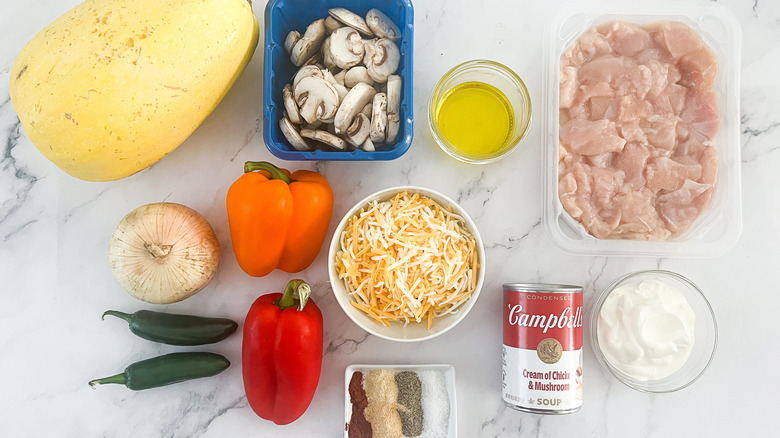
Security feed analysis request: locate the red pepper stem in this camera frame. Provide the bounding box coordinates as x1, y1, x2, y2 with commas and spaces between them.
244, 161, 292, 184
277, 279, 311, 311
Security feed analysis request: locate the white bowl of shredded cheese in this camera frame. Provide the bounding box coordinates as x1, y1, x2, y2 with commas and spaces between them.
329, 186, 485, 342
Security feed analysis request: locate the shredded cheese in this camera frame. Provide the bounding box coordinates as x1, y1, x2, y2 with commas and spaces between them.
336, 192, 480, 329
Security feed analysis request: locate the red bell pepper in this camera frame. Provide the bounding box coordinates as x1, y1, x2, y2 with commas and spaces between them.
242, 279, 323, 425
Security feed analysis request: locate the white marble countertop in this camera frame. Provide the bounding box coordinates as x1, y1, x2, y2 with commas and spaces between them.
2, 0, 779, 436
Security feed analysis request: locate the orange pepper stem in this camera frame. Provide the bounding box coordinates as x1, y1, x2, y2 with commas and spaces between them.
244, 161, 293, 184
275, 279, 311, 311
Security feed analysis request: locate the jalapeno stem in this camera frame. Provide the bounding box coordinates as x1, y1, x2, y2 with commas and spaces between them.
244, 161, 292, 184
102, 310, 132, 322
88, 373, 127, 389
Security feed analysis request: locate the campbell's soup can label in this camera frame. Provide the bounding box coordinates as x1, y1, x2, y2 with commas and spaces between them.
502, 283, 583, 414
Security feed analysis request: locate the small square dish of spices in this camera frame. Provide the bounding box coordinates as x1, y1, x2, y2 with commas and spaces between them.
345, 364, 457, 438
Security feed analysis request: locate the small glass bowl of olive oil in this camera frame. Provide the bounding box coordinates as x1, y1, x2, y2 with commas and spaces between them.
429, 60, 531, 164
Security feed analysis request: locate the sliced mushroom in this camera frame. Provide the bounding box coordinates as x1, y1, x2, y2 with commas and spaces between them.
282, 84, 302, 125
370, 93, 387, 143
333, 69, 347, 86
328, 27, 365, 70
321, 37, 339, 71
284, 30, 302, 54
294, 76, 340, 124
361, 102, 372, 118
385, 75, 402, 143
365, 9, 401, 41
323, 69, 348, 101
302, 52, 322, 67
345, 113, 371, 146
328, 8, 374, 37
290, 19, 326, 67
364, 38, 400, 83
300, 128, 347, 150
344, 66, 374, 88
334, 82, 376, 134
292, 65, 324, 90
362, 138, 376, 152
280, 117, 312, 151
324, 16, 342, 34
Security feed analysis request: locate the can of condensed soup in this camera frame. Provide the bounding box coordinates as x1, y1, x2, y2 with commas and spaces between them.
502, 283, 583, 414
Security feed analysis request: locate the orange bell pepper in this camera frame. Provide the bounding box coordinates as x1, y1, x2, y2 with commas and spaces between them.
226, 161, 333, 277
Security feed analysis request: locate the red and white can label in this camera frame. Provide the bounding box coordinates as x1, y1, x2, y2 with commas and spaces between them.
502, 288, 583, 412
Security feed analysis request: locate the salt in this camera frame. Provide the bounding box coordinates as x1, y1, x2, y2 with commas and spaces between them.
417, 370, 450, 438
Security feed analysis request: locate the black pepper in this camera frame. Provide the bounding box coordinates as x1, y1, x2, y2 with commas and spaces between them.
395, 371, 423, 437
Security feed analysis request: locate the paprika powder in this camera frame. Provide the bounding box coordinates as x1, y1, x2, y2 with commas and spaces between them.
226, 161, 333, 277
242, 279, 323, 425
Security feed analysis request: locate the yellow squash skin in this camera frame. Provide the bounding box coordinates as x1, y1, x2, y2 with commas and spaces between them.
9, 0, 259, 181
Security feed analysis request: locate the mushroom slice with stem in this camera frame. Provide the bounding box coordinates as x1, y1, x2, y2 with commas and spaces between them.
344, 66, 374, 88
365, 9, 402, 41
290, 19, 326, 66
284, 30, 302, 54
283, 84, 302, 125
280, 117, 312, 151
346, 113, 371, 146
385, 75, 402, 143
323, 69, 348, 101
300, 128, 347, 150
324, 16, 342, 34
334, 82, 376, 134
364, 38, 400, 83
328, 8, 374, 37
321, 37, 339, 71
370, 92, 387, 143
292, 65, 324, 90
328, 27, 365, 70
294, 76, 340, 124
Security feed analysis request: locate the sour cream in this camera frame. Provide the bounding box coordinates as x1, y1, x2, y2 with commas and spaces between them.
597, 279, 696, 381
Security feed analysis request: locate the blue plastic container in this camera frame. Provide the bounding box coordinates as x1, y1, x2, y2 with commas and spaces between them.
263, 0, 414, 161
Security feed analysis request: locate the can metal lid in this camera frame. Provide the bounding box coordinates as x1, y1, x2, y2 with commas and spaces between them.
502, 283, 583, 293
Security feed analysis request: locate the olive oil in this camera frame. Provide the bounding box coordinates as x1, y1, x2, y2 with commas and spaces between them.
434, 81, 514, 157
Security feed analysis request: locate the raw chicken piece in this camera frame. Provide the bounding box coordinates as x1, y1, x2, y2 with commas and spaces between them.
560, 66, 578, 109
558, 20, 721, 240
645, 156, 702, 192
614, 143, 651, 189
681, 90, 720, 140
613, 189, 670, 239
617, 95, 652, 122
644, 114, 679, 151
579, 55, 637, 86
679, 48, 718, 90
620, 121, 647, 144
650, 21, 705, 60
699, 146, 718, 185
657, 180, 713, 232
599, 21, 652, 57
560, 119, 626, 155
561, 29, 613, 68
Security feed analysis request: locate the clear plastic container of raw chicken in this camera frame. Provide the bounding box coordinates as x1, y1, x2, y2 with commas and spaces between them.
542, 2, 742, 257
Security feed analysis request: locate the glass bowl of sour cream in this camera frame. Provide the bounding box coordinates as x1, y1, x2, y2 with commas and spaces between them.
590, 270, 718, 393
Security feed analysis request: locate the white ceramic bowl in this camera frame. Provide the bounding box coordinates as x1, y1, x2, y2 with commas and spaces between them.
328, 186, 485, 342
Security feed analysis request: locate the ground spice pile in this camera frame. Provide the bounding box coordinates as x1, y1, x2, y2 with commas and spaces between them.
347, 368, 451, 438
